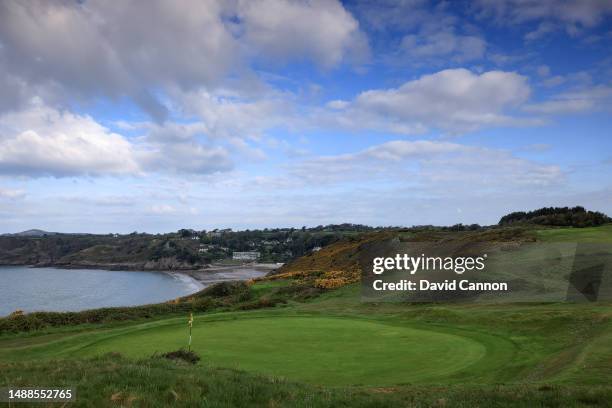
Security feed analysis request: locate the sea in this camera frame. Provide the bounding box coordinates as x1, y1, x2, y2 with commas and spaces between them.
0, 266, 262, 316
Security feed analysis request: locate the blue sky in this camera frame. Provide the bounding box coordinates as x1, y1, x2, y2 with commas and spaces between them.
0, 0, 611, 233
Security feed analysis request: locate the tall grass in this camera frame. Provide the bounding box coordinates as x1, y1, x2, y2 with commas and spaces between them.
2, 354, 611, 407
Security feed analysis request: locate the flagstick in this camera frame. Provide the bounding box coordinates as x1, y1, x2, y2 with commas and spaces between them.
188, 312, 193, 352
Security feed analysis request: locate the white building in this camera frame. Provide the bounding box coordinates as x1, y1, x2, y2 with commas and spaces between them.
232, 251, 260, 261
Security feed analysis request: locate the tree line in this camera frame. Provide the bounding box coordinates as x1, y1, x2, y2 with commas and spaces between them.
499, 206, 611, 228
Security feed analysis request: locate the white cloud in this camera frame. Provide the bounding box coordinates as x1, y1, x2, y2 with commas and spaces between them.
59, 195, 135, 207
524, 85, 612, 114
148, 204, 177, 215
524, 21, 558, 41
538, 70, 592, 89
0, 0, 367, 120
137, 142, 233, 175
176, 88, 299, 140
288, 140, 464, 184
234, 0, 369, 68
518, 143, 552, 152
286, 140, 563, 188
542, 76, 566, 88
0, 100, 237, 177
121, 120, 237, 175
351, 0, 431, 31
523, 99, 592, 114
326, 100, 350, 109
488, 52, 532, 67
0, 188, 26, 200
475, 0, 612, 33
400, 31, 486, 62
537, 65, 551, 77
324, 69, 533, 134
0, 0, 236, 121
0, 100, 140, 177
352, 1, 486, 65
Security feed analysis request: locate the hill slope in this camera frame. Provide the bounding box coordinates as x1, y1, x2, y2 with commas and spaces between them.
266, 227, 538, 288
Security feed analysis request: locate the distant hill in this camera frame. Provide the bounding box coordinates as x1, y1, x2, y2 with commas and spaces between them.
0, 225, 378, 270
0, 232, 204, 270
3, 229, 58, 237
499, 206, 611, 228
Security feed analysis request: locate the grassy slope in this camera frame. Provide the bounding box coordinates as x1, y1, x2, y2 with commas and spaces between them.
1, 295, 611, 406
266, 233, 375, 288
1, 225, 612, 406
537, 224, 612, 243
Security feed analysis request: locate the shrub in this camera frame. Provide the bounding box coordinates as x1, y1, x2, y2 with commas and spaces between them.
161, 349, 200, 364
192, 281, 250, 298
237, 296, 281, 310
0, 281, 259, 334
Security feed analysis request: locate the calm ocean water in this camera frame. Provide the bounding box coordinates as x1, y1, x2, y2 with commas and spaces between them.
0, 266, 209, 316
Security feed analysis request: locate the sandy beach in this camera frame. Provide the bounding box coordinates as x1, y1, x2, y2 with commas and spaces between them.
186, 263, 282, 286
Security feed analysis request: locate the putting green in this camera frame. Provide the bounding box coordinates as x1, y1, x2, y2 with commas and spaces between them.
74, 316, 490, 385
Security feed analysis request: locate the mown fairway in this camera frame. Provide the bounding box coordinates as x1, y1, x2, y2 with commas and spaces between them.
537, 224, 612, 243
0, 313, 518, 386
70, 316, 495, 386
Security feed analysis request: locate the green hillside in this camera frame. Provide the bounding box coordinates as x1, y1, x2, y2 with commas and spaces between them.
537, 224, 612, 243
1, 225, 612, 406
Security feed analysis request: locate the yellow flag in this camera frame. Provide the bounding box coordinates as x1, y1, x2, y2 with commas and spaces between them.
188, 312, 193, 328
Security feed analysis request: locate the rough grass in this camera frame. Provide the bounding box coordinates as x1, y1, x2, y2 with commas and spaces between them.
2, 226, 612, 406
1, 354, 611, 407
162, 349, 201, 365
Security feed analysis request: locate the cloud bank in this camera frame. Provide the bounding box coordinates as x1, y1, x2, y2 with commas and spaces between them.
325, 69, 533, 134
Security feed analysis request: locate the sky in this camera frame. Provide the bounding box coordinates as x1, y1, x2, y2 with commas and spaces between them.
0, 0, 611, 233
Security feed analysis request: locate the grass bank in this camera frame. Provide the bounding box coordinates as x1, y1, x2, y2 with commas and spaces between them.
1, 225, 611, 406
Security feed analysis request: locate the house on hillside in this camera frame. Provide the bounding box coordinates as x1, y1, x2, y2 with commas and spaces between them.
207, 228, 232, 238
232, 251, 260, 261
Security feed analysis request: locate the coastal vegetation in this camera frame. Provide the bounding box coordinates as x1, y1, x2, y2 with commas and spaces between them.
0, 280, 321, 333
1, 211, 611, 406
1, 207, 606, 271
0, 224, 384, 270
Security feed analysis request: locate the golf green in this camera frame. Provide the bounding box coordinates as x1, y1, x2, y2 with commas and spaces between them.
74, 316, 490, 385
